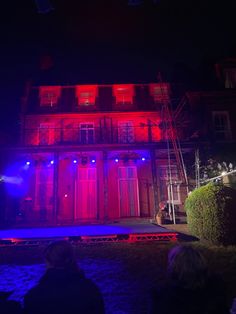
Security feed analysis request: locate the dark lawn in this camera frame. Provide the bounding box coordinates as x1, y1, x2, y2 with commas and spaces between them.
0, 242, 236, 313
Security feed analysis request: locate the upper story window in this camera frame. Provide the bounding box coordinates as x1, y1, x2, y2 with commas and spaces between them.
118, 121, 135, 143
212, 111, 232, 141
38, 123, 55, 145
224, 68, 236, 88
39, 86, 61, 107
149, 83, 170, 104
76, 85, 98, 107
79, 123, 95, 144
113, 84, 134, 104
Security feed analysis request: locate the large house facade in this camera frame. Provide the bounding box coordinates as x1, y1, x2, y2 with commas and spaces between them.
2, 63, 236, 226
1, 82, 189, 225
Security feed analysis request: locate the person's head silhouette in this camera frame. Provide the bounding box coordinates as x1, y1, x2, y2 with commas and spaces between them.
167, 245, 207, 289
44, 240, 78, 271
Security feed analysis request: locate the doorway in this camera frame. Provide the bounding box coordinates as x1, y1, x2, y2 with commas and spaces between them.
75, 167, 97, 219
118, 166, 140, 217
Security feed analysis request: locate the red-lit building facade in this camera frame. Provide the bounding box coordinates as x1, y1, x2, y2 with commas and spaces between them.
2, 82, 190, 225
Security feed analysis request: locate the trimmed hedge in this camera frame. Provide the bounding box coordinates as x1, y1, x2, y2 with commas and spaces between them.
185, 182, 236, 245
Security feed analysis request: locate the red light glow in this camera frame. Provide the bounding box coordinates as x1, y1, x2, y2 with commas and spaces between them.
76, 85, 98, 106
113, 84, 134, 103
39, 86, 61, 106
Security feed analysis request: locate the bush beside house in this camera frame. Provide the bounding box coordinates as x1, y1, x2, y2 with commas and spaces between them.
185, 182, 236, 245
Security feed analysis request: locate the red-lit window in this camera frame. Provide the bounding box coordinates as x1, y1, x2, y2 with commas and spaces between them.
76, 85, 98, 106
149, 83, 170, 103
113, 84, 134, 104
118, 121, 135, 143
79, 123, 95, 144
38, 123, 55, 145
39, 86, 61, 107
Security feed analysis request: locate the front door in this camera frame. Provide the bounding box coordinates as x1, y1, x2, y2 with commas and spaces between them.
35, 165, 53, 221
75, 167, 97, 219
118, 166, 140, 217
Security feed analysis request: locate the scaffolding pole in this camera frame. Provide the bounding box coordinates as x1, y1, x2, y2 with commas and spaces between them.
195, 149, 200, 189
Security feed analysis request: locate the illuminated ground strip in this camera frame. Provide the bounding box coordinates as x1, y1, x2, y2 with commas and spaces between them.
73, 232, 177, 243
0, 223, 178, 245
0, 232, 177, 246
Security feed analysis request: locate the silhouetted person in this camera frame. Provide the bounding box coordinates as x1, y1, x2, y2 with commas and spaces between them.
0, 291, 22, 314
24, 240, 104, 314
149, 245, 229, 314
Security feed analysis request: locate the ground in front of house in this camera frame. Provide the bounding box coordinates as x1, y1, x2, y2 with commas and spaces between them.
0, 235, 236, 313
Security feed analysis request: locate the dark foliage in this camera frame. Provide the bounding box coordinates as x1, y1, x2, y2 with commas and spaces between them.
185, 183, 236, 245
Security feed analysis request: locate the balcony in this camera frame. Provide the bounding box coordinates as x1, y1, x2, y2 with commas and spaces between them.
22, 125, 162, 147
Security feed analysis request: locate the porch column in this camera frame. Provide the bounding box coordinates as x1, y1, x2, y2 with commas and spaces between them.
103, 151, 109, 220
53, 152, 59, 224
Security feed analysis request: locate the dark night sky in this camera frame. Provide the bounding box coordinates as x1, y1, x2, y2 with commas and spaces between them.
0, 0, 235, 131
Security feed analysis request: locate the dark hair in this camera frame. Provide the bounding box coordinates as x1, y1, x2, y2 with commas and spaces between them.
44, 240, 78, 271
167, 245, 208, 290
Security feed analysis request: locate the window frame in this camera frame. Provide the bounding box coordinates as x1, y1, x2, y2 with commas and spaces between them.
113, 84, 134, 104
149, 83, 170, 103
39, 86, 61, 107
38, 123, 55, 145
79, 123, 95, 144
118, 121, 135, 143
212, 111, 232, 141
76, 85, 98, 107
159, 165, 181, 205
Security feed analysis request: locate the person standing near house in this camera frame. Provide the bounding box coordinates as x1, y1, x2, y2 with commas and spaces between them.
24, 240, 104, 314
157, 201, 169, 219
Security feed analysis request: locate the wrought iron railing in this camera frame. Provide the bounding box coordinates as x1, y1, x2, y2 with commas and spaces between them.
22, 125, 163, 146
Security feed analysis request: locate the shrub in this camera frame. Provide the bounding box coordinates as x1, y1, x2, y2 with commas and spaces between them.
185, 182, 236, 245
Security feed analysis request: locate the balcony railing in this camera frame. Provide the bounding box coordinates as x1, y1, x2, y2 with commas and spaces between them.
22, 125, 163, 146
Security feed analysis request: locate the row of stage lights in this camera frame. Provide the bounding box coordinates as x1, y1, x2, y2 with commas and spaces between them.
25, 156, 147, 166
115, 157, 146, 162
25, 158, 96, 166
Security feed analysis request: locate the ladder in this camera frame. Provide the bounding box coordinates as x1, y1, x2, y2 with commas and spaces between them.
162, 101, 188, 186
159, 82, 188, 223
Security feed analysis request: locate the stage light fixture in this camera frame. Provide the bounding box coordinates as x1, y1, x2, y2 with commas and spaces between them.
50, 160, 54, 165
73, 159, 77, 164
141, 157, 146, 161
91, 158, 96, 163
115, 158, 119, 163
26, 161, 30, 165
